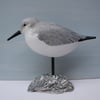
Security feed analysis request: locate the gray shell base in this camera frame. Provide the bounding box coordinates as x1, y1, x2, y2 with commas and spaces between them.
28, 74, 74, 94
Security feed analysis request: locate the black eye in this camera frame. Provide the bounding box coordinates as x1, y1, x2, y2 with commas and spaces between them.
23, 24, 26, 26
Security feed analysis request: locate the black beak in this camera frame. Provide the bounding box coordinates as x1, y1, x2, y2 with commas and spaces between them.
7, 30, 21, 41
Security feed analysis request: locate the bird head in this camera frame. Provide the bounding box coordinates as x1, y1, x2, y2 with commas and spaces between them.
7, 17, 39, 41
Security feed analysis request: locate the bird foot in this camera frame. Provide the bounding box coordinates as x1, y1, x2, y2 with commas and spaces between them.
28, 74, 74, 94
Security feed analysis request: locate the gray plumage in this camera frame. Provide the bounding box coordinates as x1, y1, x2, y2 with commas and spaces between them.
36, 22, 87, 46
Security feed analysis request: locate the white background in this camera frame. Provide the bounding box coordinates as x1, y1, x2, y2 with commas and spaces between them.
0, 79, 100, 100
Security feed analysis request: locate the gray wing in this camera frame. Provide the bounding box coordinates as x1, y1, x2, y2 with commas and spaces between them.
37, 23, 84, 46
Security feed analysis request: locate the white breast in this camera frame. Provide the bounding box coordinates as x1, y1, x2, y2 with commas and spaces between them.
24, 32, 79, 57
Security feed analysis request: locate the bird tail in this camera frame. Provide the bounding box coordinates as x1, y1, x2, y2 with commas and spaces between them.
78, 36, 96, 42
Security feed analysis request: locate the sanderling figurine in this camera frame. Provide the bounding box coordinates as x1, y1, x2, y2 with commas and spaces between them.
7, 17, 96, 94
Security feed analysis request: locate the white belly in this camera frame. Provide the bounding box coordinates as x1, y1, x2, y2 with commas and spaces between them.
25, 34, 79, 57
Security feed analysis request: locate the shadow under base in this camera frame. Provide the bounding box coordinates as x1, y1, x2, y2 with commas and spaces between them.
28, 74, 74, 94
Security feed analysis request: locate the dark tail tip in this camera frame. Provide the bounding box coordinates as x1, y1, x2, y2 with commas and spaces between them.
79, 36, 96, 42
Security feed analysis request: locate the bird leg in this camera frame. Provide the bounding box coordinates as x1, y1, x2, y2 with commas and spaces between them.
51, 57, 55, 75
